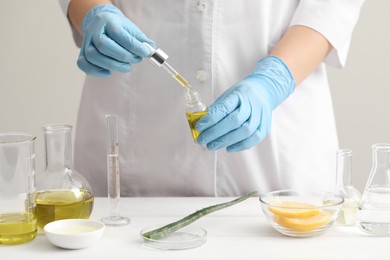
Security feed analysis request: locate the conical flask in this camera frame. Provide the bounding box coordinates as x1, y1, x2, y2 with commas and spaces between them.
335, 149, 361, 226
357, 143, 390, 235
35, 124, 94, 230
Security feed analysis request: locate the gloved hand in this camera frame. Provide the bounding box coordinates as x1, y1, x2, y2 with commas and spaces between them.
196, 56, 295, 152
77, 4, 156, 77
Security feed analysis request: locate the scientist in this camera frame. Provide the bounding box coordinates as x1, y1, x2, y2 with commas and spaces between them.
59, 0, 365, 196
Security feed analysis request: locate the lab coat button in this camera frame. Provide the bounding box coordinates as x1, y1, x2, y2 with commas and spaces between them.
196, 0, 206, 12
196, 70, 207, 82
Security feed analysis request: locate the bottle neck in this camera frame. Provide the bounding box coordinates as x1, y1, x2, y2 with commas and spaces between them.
185, 89, 207, 111
336, 149, 353, 188
43, 125, 73, 170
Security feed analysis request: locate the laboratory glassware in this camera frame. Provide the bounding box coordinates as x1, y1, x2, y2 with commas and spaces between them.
357, 143, 390, 235
101, 115, 130, 226
35, 124, 94, 231
144, 43, 193, 90
144, 43, 209, 142
0, 133, 37, 245
185, 89, 208, 142
335, 149, 361, 226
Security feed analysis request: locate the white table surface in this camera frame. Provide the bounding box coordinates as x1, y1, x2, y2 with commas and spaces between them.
1, 197, 389, 260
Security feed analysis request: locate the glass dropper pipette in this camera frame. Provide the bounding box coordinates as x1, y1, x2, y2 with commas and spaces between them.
143, 43, 193, 90
143, 43, 209, 144
101, 114, 130, 226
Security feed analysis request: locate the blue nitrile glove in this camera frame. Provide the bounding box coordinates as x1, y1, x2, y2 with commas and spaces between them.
77, 4, 156, 77
196, 56, 296, 152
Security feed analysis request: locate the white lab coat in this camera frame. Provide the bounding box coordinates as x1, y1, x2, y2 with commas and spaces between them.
59, 0, 364, 197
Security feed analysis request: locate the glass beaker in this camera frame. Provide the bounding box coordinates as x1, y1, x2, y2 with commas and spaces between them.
357, 143, 390, 235
335, 149, 361, 226
35, 124, 94, 231
0, 133, 37, 245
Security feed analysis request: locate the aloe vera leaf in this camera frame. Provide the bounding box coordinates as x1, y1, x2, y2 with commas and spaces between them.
142, 191, 257, 240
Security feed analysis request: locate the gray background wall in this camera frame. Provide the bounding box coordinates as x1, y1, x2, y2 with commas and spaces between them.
0, 1, 389, 193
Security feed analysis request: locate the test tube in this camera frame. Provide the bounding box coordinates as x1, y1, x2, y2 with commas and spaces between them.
101, 115, 130, 226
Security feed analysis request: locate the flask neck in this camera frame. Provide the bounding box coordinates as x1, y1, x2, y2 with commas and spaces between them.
43, 125, 73, 170
185, 89, 207, 111
371, 143, 390, 172
336, 149, 353, 188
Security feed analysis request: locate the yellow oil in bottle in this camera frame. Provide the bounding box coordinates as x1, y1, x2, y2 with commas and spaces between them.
34, 189, 94, 230
186, 110, 208, 142
174, 74, 192, 90
0, 212, 37, 245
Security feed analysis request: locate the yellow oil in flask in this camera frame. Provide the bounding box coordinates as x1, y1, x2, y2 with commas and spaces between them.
34, 189, 94, 230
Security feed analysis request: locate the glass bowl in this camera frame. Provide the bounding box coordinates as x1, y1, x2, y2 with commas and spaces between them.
259, 190, 344, 237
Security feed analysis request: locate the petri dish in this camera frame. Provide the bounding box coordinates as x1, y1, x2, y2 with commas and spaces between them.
140, 225, 207, 250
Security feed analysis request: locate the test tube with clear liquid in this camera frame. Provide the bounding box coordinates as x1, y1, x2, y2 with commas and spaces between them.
101, 115, 130, 226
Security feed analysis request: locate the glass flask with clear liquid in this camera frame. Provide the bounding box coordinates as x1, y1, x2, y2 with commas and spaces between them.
35, 124, 94, 231
335, 149, 361, 226
357, 143, 390, 235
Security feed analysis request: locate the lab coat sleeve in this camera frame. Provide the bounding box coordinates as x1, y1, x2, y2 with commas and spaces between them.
58, 0, 82, 48
290, 0, 365, 68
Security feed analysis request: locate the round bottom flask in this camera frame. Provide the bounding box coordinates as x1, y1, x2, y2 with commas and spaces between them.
35, 125, 94, 231
335, 149, 361, 226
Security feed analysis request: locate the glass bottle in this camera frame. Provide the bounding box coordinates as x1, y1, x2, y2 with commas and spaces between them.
35, 124, 94, 231
185, 89, 208, 143
144, 43, 209, 142
335, 149, 361, 226
0, 133, 37, 245
357, 143, 390, 235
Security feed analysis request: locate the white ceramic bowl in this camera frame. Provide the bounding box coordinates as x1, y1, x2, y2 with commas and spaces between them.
44, 219, 105, 249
